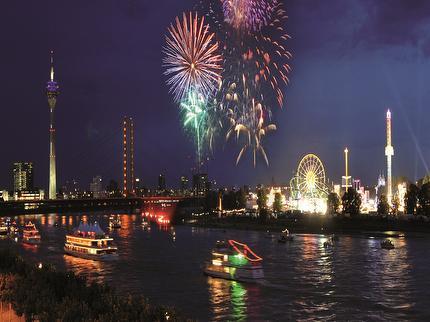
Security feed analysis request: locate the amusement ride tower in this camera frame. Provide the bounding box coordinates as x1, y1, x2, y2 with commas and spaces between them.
385, 109, 394, 203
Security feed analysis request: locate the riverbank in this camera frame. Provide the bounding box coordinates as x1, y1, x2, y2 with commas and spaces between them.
0, 250, 189, 321
188, 214, 430, 236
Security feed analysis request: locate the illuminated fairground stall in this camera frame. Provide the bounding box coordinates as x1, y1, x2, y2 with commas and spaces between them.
289, 154, 329, 214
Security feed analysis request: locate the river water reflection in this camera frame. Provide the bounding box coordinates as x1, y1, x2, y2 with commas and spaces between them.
1, 212, 429, 321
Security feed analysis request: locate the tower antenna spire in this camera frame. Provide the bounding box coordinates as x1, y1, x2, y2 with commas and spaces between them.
50, 50, 55, 81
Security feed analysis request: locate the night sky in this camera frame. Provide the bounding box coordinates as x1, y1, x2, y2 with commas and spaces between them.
1, 0, 430, 191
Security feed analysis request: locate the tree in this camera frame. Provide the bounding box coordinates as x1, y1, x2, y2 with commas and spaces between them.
342, 188, 361, 215
377, 194, 389, 215
223, 190, 236, 210
236, 189, 247, 209
273, 192, 283, 212
257, 188, 268, 211
405, 183, 419, 215
418, 182, 430, 216
391, 195, 400, 215
204, 190, 218, 211
327, 192, 340, 214
257, 188, 269, 223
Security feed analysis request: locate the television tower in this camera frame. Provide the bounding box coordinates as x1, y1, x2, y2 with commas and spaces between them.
385, 109, 394, 203
46, 51, 59, 200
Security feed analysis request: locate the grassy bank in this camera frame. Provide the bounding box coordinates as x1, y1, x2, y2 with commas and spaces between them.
190, 214, 430, 236
0, 250, 188, 322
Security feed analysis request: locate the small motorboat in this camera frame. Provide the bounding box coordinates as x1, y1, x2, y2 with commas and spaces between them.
204, 240, 264, 282
323, 240, 333, 248
381, 239, 394, 250
330, 234, 339, 242
278, 228, 294, 243
108, 216, 121, 229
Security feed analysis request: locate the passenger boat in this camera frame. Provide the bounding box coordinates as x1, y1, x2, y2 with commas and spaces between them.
203, 240, 264, 282
381, 239, 394, 250
108, 215, 121, 229
141, 218, 149, 227
278, 228, 294, 243
22, 222, 41, 244
0, 220, 7, 236
64, 222, 118, 260
8, 221, 19, 237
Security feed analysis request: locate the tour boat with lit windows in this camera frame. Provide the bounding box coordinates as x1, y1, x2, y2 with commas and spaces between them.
204, 240, 264, 282
22, 222, 41, 244
64, 222, 118, 261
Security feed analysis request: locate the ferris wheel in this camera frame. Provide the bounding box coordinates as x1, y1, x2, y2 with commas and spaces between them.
295, 154, 328, 198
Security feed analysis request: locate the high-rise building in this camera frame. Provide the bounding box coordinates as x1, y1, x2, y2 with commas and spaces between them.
122, 117, 135, 196
158, 174, 166, 191
62, 179, 80, 199
46, 51, 59, 200
180, 175, 188, 192
13, 162, 34, 192
193, 173, 209, 197
90, 176, 104, 199
385, 109, 394, 203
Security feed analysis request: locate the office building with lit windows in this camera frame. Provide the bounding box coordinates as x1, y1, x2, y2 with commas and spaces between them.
13, 162, 34, 192
123, 116, 134, 196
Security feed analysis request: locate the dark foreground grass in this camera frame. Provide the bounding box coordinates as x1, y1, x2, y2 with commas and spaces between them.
0, 250, 190, 322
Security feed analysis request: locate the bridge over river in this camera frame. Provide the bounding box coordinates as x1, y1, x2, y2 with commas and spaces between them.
0, 196, 198, 217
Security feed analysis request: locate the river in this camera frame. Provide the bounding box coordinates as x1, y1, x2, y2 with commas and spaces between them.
1, 211, 429, 321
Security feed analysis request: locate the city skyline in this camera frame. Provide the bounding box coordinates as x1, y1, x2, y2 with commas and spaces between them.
1, 0, 429, 190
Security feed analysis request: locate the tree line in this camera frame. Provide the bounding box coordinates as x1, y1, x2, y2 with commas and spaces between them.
326, 181, 430, 216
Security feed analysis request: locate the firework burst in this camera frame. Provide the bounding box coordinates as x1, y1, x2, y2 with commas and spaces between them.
228, 99, 276, 167
180, 89, 208, 164
163, 12, 223, 102
221, 0, 277, 32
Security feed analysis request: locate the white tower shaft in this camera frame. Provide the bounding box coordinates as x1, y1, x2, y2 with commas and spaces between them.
385, 110, 394, 203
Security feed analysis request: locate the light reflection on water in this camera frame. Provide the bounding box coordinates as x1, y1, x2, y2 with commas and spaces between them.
0, 212, 429, 321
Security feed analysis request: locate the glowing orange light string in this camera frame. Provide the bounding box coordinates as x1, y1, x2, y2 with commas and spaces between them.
228, 240, 262, 262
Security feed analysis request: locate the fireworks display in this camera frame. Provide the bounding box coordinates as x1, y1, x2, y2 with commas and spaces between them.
163, 0, 292, 167
163, 12, 223, 102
